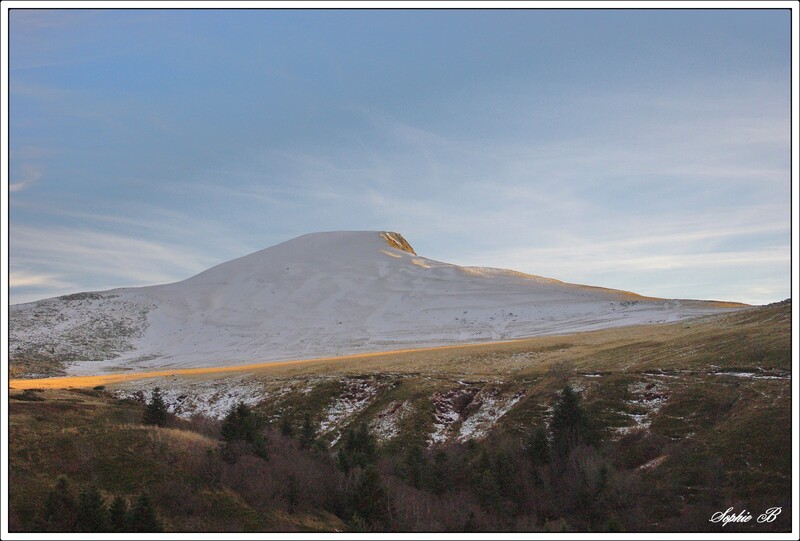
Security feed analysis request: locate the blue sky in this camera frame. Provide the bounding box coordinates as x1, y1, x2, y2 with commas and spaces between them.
8, 8, 791, 305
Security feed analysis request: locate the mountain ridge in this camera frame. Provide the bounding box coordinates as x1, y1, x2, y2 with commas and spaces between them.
9, 230, 747, 377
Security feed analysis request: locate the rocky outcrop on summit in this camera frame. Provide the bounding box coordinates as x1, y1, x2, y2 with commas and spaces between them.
381, 232, 416, 255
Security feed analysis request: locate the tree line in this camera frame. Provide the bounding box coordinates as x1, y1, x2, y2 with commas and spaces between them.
32, 383, 633, 532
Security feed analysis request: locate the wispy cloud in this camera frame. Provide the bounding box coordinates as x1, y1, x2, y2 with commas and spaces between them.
9, 226, 224, 303
10, 164, 42, 192
9, 271, 73, 289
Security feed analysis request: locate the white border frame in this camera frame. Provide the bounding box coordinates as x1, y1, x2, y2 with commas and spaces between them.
1, 2, 797, 540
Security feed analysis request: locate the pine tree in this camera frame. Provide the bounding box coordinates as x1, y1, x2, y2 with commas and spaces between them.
76, 487, 109, 532
42, 476, 77, 532
524, 425, 550, 466
463, 511, 478, 532
127, 493, 163, 532
401, 444, 426, 488
108, 496, 129, 533
143, 387, 168, 427
475, 469, 499, 511
429, 450, 449, 495
349, 465, 390, 531
280, 416, 294, 437
337, 422, 377, 472
221, 402, 262, 442
220, 402, 267, 461
550, 384, 592, 459
299, 412, 315, 449
285, 473, 298, 514
492, 448, 520, 504
473, 450, 499, 510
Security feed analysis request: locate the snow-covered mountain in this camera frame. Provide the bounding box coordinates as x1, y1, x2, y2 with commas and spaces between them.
10, 231, 745, 376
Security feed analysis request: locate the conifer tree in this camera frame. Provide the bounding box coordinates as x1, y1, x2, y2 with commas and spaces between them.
401, 444, 426, 488
127, 493, 162, 532
43, 476, 77, 532
76, 487, 109, 532
349, 465, 390, 531
337, 422, 377, 472
221, 402, 261, 442
280, 416, 294, 437
429, 450, 449, 495
299, 412, 316, 449
143, 387, 168, 427
492, 448, 519, 503
524, 425, 551, 466
463, 511, 478, 532
108, 496, 129, 533
550, 384, 592, 458
221, 402, 268, 461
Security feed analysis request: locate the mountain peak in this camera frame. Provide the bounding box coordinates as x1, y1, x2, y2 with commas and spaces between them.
267, 230, 417, 257
10, 229, 745, 376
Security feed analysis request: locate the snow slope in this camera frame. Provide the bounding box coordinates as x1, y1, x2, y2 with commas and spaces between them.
9, 231, 745, 376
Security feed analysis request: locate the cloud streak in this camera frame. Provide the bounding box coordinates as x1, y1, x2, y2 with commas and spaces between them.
10, 164, 42, 192
9, 271, 73, 289
9, 226, 225, 304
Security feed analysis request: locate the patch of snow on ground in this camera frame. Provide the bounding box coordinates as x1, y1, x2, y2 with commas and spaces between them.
567, 381, 587, 393
456, 389, 525, 442
638, 454, 668, 471
428, 385, 479, 446
369, 401, 411, 442
111, 374, 266, 419
711, 370, 791, 380
318, 378, 380, 436
615, 380, 669, 436
9, 293, 153, 369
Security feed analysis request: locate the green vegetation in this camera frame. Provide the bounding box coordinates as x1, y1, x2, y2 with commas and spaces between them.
337, 423, 378, 473
142, 387, 167, 427
38, 475, 163, 532
550, 384, 594, 458
220, 402, 268, 461
299, 412, 316, 450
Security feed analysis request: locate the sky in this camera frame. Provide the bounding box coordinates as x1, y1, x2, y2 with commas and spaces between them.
7, 8, 792, 305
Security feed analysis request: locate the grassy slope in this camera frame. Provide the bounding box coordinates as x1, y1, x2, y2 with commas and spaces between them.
8, 302, 792, 532
7, 389, 345, 532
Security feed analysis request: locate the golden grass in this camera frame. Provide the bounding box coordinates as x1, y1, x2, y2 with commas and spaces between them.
10, 331, 614, 390
148, 426, 219, 449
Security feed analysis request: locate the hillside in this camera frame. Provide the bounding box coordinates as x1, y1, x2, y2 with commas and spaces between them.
9, 231, 744, 378
8, 301, 791, 532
